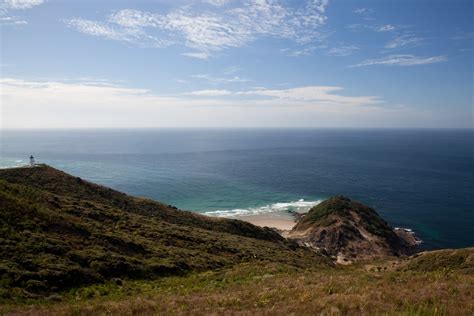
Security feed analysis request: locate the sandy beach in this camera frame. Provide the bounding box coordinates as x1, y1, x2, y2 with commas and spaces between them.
233, 214, 297, 231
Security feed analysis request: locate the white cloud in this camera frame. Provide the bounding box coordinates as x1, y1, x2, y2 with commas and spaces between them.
65, 18, 171, 47
181, 86, 382, 108
240, 86, 382, 107
328, 45, 359, 57
353, 7, 374, 20
186, 89, 232, 96
191, 73, 250, 84
281, 45, 323, 57
2, 78, 404, 129
66, 18, 133, 41
348, 23, 399, 33
181, 52, 210, 59
376, 24, 395, 32
0, 0, 43, 25
346, 23, 366, 32
65, 0, 329, 57
107, 8, 161, 28
203, 0, 230, 6
354, 8, 372, 14
352, 54, 447, 67
0, 15, 26, 24
2, 0, 43, 10
385, 34, 424, 49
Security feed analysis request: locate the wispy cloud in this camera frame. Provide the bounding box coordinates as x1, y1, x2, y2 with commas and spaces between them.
2, 0, 43, 10
191, 73, 250, 84
281, 46, 321, 57
376, 24, 395, 32
346, 23, 366, 32
181, 52, 210, 60
66, 18, 135, 42
0, 15, 26, 25
328, 45, 359, 57
2, 77, 390, 128
239, 86, 382, 107
183, 67, 250, 85
65, 17, 171, 47
186, 89, 233, 96
352, 54, 447, 67
354, 8, 373, 15
4, 77, 458, 128
0, 0, 43, 25
2, 78, 382, 109
65, 0, 329, 57
185, 86, 383, 107
174, 78, 188, 84
385, 34, 424, 49
348, 23, 398, 33
353, 7, 374, 21
203, 0, 230, 6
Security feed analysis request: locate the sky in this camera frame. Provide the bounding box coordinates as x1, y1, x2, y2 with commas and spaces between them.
0, 0, 473, 129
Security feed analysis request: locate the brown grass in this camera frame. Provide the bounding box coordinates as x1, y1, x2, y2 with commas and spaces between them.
2, 262, 473, 315
1, 166, 473, 315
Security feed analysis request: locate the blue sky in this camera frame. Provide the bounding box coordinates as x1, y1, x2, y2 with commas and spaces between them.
1, 0, 473, 128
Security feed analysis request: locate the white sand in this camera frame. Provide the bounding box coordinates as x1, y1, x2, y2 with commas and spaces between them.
234, 214, 296, 230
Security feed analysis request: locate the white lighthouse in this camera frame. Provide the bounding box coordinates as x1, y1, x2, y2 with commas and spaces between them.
29, 155, 35, 166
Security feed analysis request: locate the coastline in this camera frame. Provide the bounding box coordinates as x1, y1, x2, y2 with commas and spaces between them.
233, 214, 423, 246
231, 213, 297, 231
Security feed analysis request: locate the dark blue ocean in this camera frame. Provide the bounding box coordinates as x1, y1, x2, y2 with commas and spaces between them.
1, 129, 473, 250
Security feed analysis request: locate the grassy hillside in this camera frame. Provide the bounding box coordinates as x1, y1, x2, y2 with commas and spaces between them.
2, 250, 473, 315
288, 196, 415, 261
1, 165, 473, 315
293, 196, 395, 238
0, 165, 330, 300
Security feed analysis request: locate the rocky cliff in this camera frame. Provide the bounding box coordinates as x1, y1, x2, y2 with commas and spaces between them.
288, 196, 418, 263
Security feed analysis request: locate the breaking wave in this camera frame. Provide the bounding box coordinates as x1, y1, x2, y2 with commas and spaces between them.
204, 199, 322, 217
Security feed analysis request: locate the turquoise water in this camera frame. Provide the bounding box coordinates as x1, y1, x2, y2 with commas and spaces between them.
1, 128, 473, 249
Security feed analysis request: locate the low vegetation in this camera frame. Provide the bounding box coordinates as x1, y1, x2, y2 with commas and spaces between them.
293, 196, 396, 238
0, 165, 473, 315
2, 257, 473, 315
289, 196, 416, 261
0, 165, 329, 301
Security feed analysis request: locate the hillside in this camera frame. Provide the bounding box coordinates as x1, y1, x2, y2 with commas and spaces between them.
0, 165, 330, 299
287, 196, 418, 263
0, 165, 473, 315
3, 248, 473, 315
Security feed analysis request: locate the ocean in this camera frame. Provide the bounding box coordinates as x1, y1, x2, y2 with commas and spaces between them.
1, 128, 473, 250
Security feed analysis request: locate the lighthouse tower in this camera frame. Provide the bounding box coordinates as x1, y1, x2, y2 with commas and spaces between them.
29, 155, 35, 166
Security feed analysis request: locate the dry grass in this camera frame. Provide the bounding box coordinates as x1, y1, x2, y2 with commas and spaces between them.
2, 262, 473, 315
1, 166, 473, 315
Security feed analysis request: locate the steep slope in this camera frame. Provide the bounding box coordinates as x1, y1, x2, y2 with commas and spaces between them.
0, 165, 283, 241
3, 248, 473, 315
397, 247, 474, 273
288, 196, 416, 262
1, 166, 473, 315
0, 165, 331, 297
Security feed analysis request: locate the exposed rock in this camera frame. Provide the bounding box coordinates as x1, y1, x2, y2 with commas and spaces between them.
287, 196, 418, 262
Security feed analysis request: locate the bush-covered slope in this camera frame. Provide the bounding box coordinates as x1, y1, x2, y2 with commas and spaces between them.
3, 252, 473, 315
0, 165, 330, 298
1, 166, 473, 315
288, 196, 416, 261
398, 247, 474, 273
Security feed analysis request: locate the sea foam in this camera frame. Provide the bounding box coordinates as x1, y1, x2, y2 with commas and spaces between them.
204, 199, 321, 217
